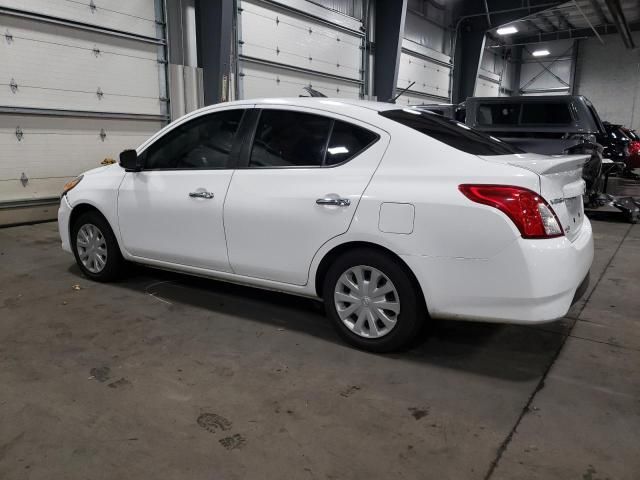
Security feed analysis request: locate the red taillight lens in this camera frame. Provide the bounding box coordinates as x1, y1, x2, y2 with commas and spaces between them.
459, 184, 564, 239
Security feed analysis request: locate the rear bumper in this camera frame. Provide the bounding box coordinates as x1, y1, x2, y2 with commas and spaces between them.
402, 218, 594, 324
58, 195, 72, 254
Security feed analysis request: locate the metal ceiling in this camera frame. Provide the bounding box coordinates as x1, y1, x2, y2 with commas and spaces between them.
490, 0, 640, 47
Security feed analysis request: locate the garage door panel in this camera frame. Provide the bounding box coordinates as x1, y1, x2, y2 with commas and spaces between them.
239, 0, 362, 81
239, 61, 360, 99
0, 88, 162, 115
475, 77, 501, 97
240, 37, 361, 81
2, 14, 159, 60
0, 1, 166, 217
1, 14, 162, 114
397, 51, 450, 99
395, 92, 447, 107
0, 177, 74, 203
0, 0, 159, 38
0, 115, 160, 200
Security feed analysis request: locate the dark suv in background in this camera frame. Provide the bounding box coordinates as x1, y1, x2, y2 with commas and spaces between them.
419, 96, 638, 222
602, 122, 631, 163
464, 96, 606, 201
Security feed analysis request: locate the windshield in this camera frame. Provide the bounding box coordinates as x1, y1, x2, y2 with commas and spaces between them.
380, 108, 522, 156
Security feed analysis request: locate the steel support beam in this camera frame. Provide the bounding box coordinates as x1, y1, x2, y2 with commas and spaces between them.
538, 13, 559, 32
483, 0, 492, 27
373, 0, 407, 102
452, 29, 486, 103
571, 0, 604, 44
195, 0, 234, 105
569, 38, 579, 93
587, 0, 609, 26
527, 19, 545, 35
516, 21, 640, 44
553, 8, 575, 31
510, 45, 523, 94
603, 0, 635, 48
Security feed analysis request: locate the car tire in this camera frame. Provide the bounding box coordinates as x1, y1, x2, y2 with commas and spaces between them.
71, 210, 125, 282
323, 248, 426, 353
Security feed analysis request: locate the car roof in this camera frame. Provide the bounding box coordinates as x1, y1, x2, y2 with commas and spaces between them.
191, 97, 403, 116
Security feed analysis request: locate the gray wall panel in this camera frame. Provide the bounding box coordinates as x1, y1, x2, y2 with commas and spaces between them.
575, 32, 640, 129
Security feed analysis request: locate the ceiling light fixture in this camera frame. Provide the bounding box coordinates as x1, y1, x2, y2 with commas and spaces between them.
496, 26, 518, 35
532, 49, 550, 57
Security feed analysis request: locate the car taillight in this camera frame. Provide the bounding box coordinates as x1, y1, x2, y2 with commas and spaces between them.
459, 184, 564, 239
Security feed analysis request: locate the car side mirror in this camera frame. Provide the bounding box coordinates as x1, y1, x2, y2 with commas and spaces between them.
119, 149, 142, 171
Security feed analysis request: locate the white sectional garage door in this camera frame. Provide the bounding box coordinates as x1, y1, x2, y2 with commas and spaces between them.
396, 39, 451, 106
0, 0, 167, 217
475, 71, 501, 97
237, 0, 364, 99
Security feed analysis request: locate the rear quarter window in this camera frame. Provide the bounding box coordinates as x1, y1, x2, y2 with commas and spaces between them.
380, 109, 521, 156
325, 120, 379, 166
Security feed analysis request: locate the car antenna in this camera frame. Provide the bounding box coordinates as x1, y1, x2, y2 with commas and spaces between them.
303, 86, 327, 97
388, 82, 415, 103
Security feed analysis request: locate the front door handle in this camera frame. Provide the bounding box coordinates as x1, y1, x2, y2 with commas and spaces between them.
316, 197, 351, 207
189, 191, 214, 199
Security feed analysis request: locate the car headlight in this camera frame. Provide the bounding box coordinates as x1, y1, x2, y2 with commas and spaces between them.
61, 175, 83, 197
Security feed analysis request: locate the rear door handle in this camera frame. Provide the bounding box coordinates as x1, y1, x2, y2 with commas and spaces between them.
316, 197, 351, 207
189, 191, 214, 199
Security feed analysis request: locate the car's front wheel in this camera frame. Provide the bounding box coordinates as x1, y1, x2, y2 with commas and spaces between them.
71, 211, 124, 282
323, 248, 425, 353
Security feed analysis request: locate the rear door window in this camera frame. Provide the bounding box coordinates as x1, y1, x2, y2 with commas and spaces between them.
380, 109, 521, 155
248, 110, 378, 168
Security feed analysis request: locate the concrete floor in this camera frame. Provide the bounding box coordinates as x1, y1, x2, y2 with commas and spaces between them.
1, 206, 639, 479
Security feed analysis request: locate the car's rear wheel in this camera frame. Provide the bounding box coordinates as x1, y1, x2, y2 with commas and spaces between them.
71, 211, 124, 282
323, 248, 425, 352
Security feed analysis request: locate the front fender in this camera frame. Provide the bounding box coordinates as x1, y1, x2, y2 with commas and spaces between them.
64, 165, 126, 253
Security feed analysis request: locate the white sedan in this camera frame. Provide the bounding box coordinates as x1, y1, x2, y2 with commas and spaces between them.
58, 98, 594, 352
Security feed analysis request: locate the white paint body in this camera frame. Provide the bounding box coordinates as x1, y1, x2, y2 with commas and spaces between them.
58, 98, 594, 325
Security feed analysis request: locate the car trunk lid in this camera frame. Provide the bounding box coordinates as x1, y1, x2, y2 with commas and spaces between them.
479, 153, 588, 242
